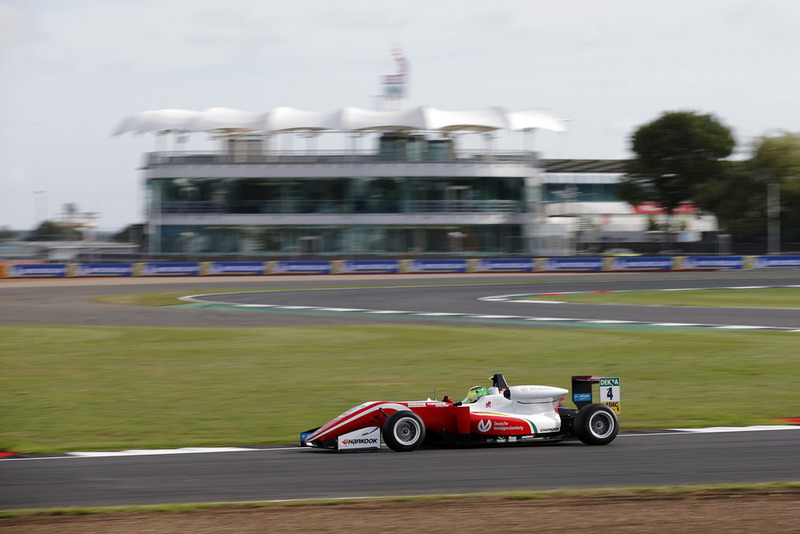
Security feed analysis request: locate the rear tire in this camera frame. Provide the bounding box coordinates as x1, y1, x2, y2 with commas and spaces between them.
575, 404, 619, 445
382, 411, 426, 451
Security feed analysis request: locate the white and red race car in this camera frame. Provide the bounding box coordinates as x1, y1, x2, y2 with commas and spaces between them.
300, 374, 620, 452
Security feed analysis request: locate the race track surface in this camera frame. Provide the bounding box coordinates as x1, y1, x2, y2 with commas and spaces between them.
4, 429, 800, 509
2, 270, 800, 509
2, 270, 800, 329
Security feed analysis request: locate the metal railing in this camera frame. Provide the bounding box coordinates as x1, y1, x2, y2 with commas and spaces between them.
145, 149, 538, 167
155, 199, 520, 215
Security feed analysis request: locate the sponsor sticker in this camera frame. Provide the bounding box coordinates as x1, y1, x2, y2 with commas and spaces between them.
334, 260, 399, 274
750, 255, 800, 269
679, 256, 743, 270
201, 261, 265, 276
6, 264, 67, 277
538, 258, 603, 272
69, 263, 133, 277
470, 259, 534, 273
402, 259, 468, 273
134, 262, 200, 276
268, 261, 332, 275
475, 417, 531, 434
600, 377, 621, 414
337, 427, 381, 450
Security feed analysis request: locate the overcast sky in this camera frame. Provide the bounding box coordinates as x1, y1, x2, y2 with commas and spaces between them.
2, 0, 799, 232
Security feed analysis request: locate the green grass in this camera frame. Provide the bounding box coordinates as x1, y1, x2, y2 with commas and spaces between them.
2, 482, 798, 518
2, 325, 799, 454
521, 287, 800, 307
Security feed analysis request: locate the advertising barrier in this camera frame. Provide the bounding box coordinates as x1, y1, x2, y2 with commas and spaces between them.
469, 258, 534, 273
134, 262, 201, 276
400, 259, 468, 273
604, 257, 674, 271
4, 255, 800, 278
268, 261, 332, 275
200, 261, 266, 276
68, 263, 133, 277
676, 256, 743, 270
537, 257, 603, 272
332, 260, 400, 274
3, 263, 67, 277
748, 255, 800, 269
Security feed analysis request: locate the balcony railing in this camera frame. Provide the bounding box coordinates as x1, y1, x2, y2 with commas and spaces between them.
145, 149, 538, 167
155, 199, 520, 215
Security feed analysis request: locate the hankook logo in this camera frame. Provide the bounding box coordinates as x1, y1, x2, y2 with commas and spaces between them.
343, 438, 379, 445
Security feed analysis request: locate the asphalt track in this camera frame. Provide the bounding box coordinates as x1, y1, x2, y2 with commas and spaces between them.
2, 270, 800, 509
2, 270, 800, 329
183, 273, 800, 331
1, 429, 799, 509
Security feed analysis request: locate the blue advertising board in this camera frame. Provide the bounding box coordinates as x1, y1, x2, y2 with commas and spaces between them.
334, 260, 399, 274
268, 261, 332, 274
470, 259, 534, 273
538, 258, 603, 271
679, 256, 743, 270
607, 257, 673, 271
749, 255, 800, 269
201, 261, 266, 276
5, 263, 67, 277
401, 259, 468, 273
134, 262, 201, 276
70, 263, 133, 277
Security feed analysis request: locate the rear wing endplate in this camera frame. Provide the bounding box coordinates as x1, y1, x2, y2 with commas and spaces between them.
571, 376, 621, 414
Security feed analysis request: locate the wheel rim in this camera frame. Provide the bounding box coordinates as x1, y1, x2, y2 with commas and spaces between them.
394, 418, 421, 445
588, 411, 614, 439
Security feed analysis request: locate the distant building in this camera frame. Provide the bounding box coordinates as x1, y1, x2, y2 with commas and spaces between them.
115, 106, 715, 256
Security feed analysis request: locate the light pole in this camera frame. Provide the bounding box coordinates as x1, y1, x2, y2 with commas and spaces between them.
34, 190, 47, 226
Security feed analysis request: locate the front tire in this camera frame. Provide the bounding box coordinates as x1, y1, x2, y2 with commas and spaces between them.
382, 411, 426, 451
575, 404, 619, 445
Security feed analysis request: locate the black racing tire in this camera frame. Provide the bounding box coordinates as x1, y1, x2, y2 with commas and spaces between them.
574, 404, 619, 445
382, 411, 426, 452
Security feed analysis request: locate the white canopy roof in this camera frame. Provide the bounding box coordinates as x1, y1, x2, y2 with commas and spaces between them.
113, 106, 568, 136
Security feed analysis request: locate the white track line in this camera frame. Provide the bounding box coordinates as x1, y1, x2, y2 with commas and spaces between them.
182, 286, 800, 332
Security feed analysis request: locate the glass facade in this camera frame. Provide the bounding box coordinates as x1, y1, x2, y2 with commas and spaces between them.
145, 133, 541, 255
150, 176, 526, 216
542, 183, 618, 203
156, 224, 526, 255
148, 174, 532, 254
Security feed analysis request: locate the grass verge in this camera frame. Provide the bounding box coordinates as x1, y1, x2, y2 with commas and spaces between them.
1, 325, 799, 453
2, 482, 799, 518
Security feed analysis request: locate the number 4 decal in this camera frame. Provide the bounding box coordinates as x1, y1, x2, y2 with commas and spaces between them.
605, 387, 614, 401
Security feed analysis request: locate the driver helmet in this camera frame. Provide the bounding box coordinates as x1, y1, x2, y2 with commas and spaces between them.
466, 386, 489, 403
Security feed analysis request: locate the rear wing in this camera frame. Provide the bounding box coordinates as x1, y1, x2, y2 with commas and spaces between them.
571, 376, 621, 414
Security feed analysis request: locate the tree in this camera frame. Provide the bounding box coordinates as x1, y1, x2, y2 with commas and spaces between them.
619, 111, 735, 233
25, 221, 83, 241
689, 131, 800, 250
750, 132, 800, 245
0, 226, 14, 242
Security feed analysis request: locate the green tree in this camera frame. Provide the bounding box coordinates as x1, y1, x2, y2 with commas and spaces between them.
619, 111, 736, 232
0, 226, 14, 242
690, 131, 800, 249
750, 132, 800, 244
25, 221, 82, 241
